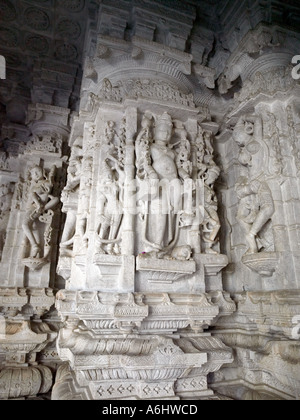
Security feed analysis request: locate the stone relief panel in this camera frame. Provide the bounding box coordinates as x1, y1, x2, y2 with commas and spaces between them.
232, 114, 277, 277
59, 89, 229, 293
21, 164, 59, 267
19, 133, 63, 156
53, 57, 235, 399
95, 121, 125, 257
88, 78, 197, 109
0, 102, 70, 400
60, 137, 83, 257
1, 0, 300, 402
135, 111, 221, 260
0, 104, 70, 290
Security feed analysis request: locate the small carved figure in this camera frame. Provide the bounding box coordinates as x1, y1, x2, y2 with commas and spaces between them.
103, 121, 117, 160
60, 137, 83, 255
202, 166, 221, 254
78, 157, 93, 248
140, 113, 184, 255
232, 114, 262, 168
136, 112, 153, 180
116, 118, 126, 170
171, 245, 192, 261
100, 78, 113, 100
175, 128, 192, 178
0, 183, 14, 260
95, 162, 123, 255
236, 177, 275, 254
22, 165, 59, 258
195, 126, 207, 178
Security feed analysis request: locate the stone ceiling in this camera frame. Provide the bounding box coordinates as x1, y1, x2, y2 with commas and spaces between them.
0, 0, 97, 116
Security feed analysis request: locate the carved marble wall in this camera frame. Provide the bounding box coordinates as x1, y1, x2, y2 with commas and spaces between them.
212, 24, 300, 400
0, 0, 300, 401
53, 36, 236, 398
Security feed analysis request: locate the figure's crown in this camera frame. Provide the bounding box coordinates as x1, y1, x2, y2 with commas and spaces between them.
156, 112, 173, 127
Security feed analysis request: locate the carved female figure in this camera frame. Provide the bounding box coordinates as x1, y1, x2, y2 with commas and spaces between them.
60, 161, 82, 254
135, 112, 153, 180
0, 183, 14, 260
95, 162, 123, 255
204, 131, 214, 156
60, 137, 83, 255
175, 128, 192, 177
78, 157, 93, 249
141, 112, 188, 255
202, 165, 221, 254
236, 177, 275, 254
22, 165, 59, 258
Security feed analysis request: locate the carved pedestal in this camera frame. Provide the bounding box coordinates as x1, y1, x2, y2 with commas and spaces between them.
54, 291, 233, 400
242, 252, 279, 277
137, 255, 197, 284
0, 288, 57, 400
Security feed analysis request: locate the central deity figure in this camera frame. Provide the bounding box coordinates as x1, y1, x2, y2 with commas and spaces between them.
139, 112, 188, 255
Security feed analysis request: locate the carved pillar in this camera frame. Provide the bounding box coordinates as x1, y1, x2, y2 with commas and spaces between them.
223, 66, 300, 290
211, 23, 300, 399
0, 104, 71, 399
53, 36, 235, 401
122, 107, 137, 257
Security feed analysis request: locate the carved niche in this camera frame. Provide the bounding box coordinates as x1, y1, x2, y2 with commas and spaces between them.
232, 114, 278, 277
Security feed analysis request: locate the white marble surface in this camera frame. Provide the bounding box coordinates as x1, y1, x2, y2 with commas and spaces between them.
0, 0, 300, 401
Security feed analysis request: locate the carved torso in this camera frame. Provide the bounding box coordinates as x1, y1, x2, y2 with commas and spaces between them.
28, 180, 52, 210
151, 144, 178, 181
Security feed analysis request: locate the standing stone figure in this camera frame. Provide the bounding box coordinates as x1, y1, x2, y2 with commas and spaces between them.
78, 157, 93, 249
0, 183, 14, 260
175, 127, 193, 178
95, 162, 123, 255
60, 137, 83, 256
135, 111, 153, 180
202, 165, 221, 254
22, 165, 59, 258
195, 126, 207, 179
235, 177, 275, 254
140, 112, 187, 255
